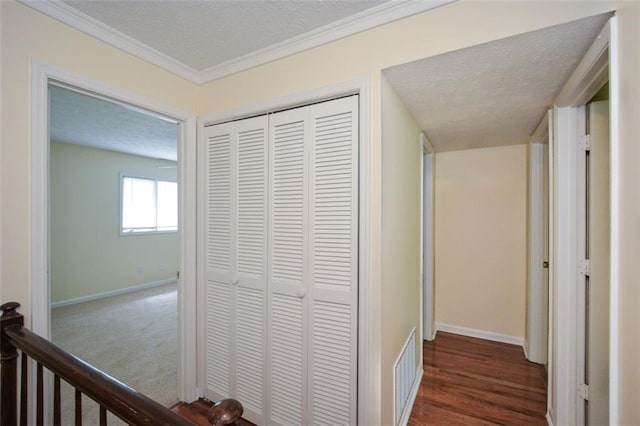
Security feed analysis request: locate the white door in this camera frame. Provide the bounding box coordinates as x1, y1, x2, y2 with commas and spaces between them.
204, 116, 269, 425
204, 96, 358, 426
586, 100, 609, 425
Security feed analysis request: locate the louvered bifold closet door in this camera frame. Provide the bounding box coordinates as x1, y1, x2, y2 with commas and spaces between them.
268, 106, 310, 426
308, 96, 358, 426
204, 116, 268, 426
268, 96, 358, 426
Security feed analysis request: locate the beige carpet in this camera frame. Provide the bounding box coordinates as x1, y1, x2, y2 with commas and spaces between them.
51, 283, 178, 425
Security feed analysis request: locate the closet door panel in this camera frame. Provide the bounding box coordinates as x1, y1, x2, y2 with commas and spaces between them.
205, 117, 269, 424
204, 123, 235, 400
235, 117, 268, 423
309, 96, 358, 426
268, 108, 309, 426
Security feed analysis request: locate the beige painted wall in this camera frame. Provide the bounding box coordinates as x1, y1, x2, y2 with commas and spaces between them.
0, 0, 198, 323
0, 0, 624, 422
380, 77, 421, 426
50, 142, 178, 303
435, 145, 527, 339
613, 1, 640, 423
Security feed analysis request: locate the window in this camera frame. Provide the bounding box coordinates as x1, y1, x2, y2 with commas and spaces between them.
121, 175, 177, 234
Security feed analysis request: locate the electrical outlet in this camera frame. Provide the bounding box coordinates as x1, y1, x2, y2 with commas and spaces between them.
159, 263, 166, 272
136, 265, 144, 275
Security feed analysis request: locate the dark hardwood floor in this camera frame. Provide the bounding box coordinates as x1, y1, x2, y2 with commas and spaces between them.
408, 332, 547, 425
174, 332, 547, 425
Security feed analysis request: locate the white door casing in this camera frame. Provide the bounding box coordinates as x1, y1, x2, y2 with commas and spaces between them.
30, 60, 199, 418
586, 100, 610, 425
421, 133, 435, 342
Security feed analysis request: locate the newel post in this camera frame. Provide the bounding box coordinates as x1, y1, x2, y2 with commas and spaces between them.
207, 398, 244, 426
1, 302, 23, 426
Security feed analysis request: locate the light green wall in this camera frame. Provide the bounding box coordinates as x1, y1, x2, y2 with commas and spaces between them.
380, 77, 422, 426
50, 142, 178, 303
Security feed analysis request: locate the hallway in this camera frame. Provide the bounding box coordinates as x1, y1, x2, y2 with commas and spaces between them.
408, 332, 547, 425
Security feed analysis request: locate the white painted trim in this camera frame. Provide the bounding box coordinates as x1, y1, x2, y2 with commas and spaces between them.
178, 116, 199, 403
575, 105, 587, 426
546, 109, 555, 423
435, 323, 525, 348
19, 0, 452, 85
195, 118, 207, 399
608, 16, 619, 426
419, 137, 424, 347
421, 132, 435, 154
555, 20, 611, 107
546, 411, 554, 426
197, 77, 375, 424
531, 111, 550, 145
550, 106, 580, 426
398, 367, 423, 426
526, 141, 548, 364
50, 278, 177, 309
30, 60, 199, 408
421, 133, 435, 342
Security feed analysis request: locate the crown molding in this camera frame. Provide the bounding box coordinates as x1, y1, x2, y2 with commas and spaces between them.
198, 0, 453, 82
18, 0, 453, 85
18, 0, 202, 83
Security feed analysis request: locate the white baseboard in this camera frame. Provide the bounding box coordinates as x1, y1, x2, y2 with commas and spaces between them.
51, 278, 177, 308
546, 410, 554, 426
435, 323, 525, 348
399, 367, 423, 426
430, 327, 437, 341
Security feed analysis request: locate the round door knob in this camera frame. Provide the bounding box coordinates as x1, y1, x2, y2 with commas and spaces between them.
231, 279, 239, 286
297, 289, 306, 299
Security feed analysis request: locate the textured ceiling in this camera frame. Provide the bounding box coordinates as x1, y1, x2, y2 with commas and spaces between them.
383, 14, 610, 152
50, 85, 178, 161
60, 0, 388, 71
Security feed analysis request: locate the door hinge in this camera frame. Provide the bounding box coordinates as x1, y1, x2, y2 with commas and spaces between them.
578, 383, 590, 401
177, 270, 180, 279
579, 259, 591, 276
580, 134, 591, 151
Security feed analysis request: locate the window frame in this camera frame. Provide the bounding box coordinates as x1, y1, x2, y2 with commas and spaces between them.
119, 173, 178, 236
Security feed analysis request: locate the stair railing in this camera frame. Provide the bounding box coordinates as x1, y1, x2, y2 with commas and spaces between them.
1, 302, 242, 426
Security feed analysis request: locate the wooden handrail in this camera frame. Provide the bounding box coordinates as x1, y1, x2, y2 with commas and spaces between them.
1, 302, 243, 426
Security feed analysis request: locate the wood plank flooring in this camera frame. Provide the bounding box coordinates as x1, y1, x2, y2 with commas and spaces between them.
408, 332, 547, 425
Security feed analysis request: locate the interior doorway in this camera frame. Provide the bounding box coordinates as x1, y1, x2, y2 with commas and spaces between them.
48, 83, 180, 421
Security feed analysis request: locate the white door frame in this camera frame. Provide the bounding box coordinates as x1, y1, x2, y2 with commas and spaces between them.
198, 77, 375, 425
30, 60, 199, 403
420, 133, 436, 341
526, 113, 550, 365
549, 18, 613, 425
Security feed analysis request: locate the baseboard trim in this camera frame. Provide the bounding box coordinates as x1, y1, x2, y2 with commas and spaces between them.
51, 278, 177, 308
435, 323, 525, 348
399, 367, 423, 426
546, 410, 554, 426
